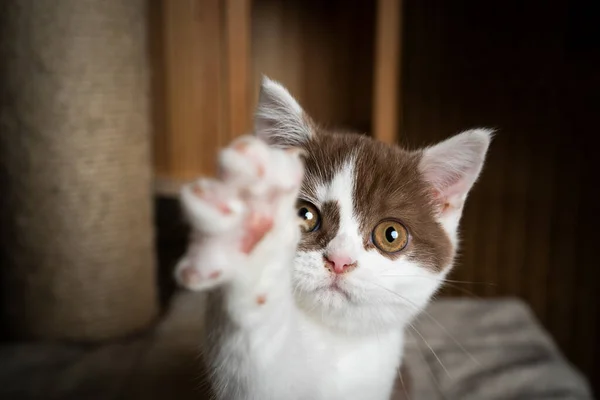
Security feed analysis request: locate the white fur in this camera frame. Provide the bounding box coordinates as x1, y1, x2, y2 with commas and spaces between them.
174, 79, 490, 400
324, 159, 362, 262
254, 76, 312, 148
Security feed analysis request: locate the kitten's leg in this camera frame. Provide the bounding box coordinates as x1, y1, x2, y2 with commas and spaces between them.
174, 135, 304, 324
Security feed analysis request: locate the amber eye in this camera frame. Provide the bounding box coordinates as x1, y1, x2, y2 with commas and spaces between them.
297, 201, 321, 232
372, 220, 409, 253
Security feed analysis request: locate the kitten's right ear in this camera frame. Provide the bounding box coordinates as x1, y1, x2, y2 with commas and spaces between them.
254, 76, 313, 148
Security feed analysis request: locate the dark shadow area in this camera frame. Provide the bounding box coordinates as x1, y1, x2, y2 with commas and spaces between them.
154, 196, 189, 309
401, 0, 599, 393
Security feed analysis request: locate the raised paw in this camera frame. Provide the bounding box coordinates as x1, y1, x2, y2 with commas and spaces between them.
180, 178, 245, 235
175, 135, 304, 292
218, 135, 304, 196
240, 211, 274, 254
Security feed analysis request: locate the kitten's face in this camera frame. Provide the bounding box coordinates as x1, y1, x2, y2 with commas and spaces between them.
255, 78, 490, 333
292, 133, 453, 332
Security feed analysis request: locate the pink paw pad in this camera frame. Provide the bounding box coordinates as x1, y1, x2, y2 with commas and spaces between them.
208, 270, 222, 279
179, 266, 203, 287
240, 212, 274, 254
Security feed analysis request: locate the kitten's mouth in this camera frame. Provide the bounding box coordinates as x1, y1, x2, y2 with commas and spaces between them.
324, 280, 351, 300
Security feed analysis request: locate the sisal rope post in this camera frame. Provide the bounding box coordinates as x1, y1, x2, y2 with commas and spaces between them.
0, 0, 158, 341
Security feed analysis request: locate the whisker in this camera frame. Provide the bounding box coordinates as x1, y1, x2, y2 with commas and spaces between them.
378, 274, 496, 286
397, 365, 411, 400
379, 273, 493, 298
438, 282, 484, 299
365, 279, 480, 366
407, 322, 451, 378
413, 308, 480, 366
407, 328, 446, 398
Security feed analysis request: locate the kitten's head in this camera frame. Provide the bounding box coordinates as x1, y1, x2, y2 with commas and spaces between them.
255, 77, 491, 334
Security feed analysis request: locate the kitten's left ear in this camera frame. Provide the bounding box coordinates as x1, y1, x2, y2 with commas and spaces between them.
419, 129, 493, 214
254, 76, 314, 148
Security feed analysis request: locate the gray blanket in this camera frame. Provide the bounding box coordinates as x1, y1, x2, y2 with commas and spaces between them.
402, 299, 592, 399
0, 294, 593, 399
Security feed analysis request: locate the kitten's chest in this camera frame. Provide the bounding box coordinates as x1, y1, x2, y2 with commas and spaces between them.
300, 322, 404, 399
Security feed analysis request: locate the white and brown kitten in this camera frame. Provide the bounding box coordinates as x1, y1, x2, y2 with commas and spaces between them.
174, 77, 491, 400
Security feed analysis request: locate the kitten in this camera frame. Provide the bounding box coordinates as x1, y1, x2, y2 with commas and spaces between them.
174, 77, 491, 400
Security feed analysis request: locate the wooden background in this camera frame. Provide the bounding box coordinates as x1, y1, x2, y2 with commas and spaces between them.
151, 0, 599, 393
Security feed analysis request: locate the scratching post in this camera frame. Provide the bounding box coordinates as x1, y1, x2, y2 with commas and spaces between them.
0, 0, 158, 341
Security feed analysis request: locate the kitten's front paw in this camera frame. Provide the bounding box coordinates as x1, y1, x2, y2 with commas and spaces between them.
175, 135, 304, 291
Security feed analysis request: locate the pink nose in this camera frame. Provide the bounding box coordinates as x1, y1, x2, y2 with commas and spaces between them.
324, 254, 357, 274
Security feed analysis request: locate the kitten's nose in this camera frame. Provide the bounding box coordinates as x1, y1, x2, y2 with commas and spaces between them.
324, 254, 357, 274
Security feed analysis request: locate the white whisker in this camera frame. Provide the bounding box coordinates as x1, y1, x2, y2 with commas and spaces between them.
407, 329, 446, 399
397, 365, 411, 400
365, 278, 480, 366
378, 273, 495, 286
407, 322, 451, 378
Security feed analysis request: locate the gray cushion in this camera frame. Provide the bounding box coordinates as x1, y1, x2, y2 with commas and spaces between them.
0, 294, 592, 399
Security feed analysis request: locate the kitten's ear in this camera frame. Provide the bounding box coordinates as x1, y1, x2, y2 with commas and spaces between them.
419, 129, 493, 214
254, 76, 313, 148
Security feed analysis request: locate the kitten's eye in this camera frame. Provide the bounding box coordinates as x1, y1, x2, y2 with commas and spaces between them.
372, 220, 409, 253
296, 201, 321, 232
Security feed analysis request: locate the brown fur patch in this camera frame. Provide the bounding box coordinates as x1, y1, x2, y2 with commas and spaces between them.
297, 130, 453, 272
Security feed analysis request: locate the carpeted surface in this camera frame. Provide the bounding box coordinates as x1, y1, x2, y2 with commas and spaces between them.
0, 293, 593, 400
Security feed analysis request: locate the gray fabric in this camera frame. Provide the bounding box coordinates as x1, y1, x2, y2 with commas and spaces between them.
0, 294, 593, 399
403, 299, 593, 399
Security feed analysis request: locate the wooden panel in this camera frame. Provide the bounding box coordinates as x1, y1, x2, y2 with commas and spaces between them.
251, 0, 375, 132
402, 0, 599, 392
153, 0, 252, 191
224, 0, 252, 139
373, 0, 402, 144
153, 0, 378, 193
153, 0, 223, 184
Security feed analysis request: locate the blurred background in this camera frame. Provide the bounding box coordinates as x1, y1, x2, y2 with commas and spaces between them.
0, 0, 598, 399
